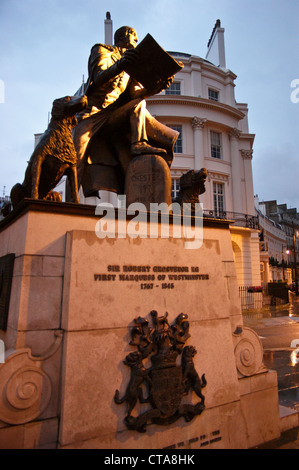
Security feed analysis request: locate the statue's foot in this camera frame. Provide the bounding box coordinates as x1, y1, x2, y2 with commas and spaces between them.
131, 141, 167, 157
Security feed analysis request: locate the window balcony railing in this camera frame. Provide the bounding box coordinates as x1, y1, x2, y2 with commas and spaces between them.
203, 210, 259, 229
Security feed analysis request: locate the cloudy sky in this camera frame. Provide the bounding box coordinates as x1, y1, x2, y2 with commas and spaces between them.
0, 0, 298, 210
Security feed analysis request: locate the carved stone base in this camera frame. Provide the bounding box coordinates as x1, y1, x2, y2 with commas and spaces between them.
0, 200, 281, 449
0, 332, 62, 426
0, 349, 51, 425
125, 154, 172, 209
233, 326, 266, 377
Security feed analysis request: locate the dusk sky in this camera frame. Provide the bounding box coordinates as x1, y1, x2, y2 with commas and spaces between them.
0, 0, 298, 210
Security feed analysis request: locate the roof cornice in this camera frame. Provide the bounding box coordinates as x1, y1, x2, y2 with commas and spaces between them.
146, 95, 245, 120
168, 53, 237, 80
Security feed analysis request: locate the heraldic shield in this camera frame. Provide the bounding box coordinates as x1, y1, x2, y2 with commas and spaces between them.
151, 367, 183, 418
114, 311, 207, 433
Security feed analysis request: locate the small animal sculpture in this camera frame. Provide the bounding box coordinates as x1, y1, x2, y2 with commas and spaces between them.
130, 317, 153, 357
171, 313, 190, 351
173, 168, 207, 211
150, 310, 169, 331
181, 345, 207, 404
10, 95, 87, 208
114, 351, 151, 417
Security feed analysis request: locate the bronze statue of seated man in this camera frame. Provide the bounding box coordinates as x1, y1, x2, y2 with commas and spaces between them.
73, 26, 178, 198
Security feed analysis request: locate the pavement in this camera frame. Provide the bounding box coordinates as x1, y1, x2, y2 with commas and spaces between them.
256, 426, 299, 449
244, 295, 299, 449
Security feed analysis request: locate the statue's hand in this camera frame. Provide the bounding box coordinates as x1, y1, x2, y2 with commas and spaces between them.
147, 76, 174, 96
118, 49, 139, 71
163, 76, 174, 89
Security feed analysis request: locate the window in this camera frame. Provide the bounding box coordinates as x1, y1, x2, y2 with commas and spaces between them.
165, 82, 181, 95
171, 179, 180, 200
213, 182, 225, 216
168, 125, 183, 153
208, 88, 219, 101
210, 131, 222, 159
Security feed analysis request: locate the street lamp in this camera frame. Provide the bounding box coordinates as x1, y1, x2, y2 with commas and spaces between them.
285, 249, 290, 284
286, 223, 299, 296
293, 222, 299, 296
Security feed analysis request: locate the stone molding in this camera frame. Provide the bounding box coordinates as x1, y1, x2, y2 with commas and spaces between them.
146, 95, 245, 121
233, 326, 266, 377
207, 170, 229, 184
170, 168, 191, 179
0, 331, 62, 425
191, 116, 207, 129
229, 128, 242, 139
240, 149, 253, 160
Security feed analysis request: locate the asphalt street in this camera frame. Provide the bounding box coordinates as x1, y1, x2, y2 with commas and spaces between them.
243, 298, 299, 350
243, 296, 299, 449
242, 295, 299, 412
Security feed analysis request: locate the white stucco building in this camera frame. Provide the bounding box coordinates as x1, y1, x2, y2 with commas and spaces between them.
146, 20, 261, 289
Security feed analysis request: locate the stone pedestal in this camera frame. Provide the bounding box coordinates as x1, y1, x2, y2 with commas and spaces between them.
0, 200, 281, 449
125, 154, 172, 209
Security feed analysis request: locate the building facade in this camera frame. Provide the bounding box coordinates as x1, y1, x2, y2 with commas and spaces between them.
147, 55, 256, 220
256, 198, 298, 287
255, 196, 291, 285
146, 21, 261, 289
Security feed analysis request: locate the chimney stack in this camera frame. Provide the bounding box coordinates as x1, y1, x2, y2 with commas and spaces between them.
105, 11, 113, 45
205, 19, 226, 68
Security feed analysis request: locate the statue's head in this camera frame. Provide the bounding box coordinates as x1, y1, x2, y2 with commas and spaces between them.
114, 26, 138, 49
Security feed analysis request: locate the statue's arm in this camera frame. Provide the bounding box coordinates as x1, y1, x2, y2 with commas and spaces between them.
129, 81, 148, 100
91, 52, 123, 87
129, 76, 174, 100
91, 47, 139, 88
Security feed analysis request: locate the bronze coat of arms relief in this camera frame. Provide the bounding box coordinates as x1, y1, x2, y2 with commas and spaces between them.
114, 311, 207, 433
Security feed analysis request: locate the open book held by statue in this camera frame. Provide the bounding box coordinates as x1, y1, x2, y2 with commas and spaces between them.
122, 34, 183, 92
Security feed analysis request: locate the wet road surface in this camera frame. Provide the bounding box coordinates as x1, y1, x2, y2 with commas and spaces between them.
243, 296, 299, 413
263, 349, 299, 411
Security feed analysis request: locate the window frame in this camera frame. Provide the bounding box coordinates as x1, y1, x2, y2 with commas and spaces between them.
171, 178, 180, 200
208, 88, 219, 101
167, 125, 183, 154
165, 81, 181, 95
213, 181, 225, 216
210, 130, 222, 159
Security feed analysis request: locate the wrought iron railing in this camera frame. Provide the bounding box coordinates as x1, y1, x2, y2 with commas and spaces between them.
203, 210, 259, 229
239, 285, 263, 309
